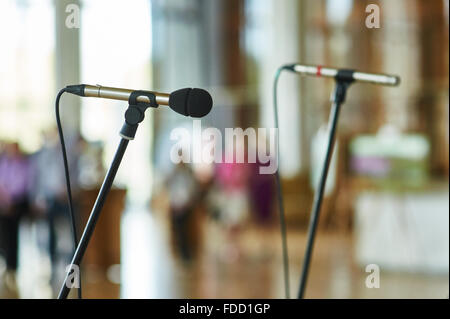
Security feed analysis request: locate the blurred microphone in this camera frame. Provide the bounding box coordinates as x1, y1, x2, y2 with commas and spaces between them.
65, 84, 213, 118
283, 64, 400, 86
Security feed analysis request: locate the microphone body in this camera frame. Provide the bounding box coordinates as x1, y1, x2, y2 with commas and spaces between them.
83, 84, 170, 105
284, 64, 400, 86
65, 84, 213, 118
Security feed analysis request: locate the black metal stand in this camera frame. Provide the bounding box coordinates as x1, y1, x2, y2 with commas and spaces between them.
58, 91, 157, 299
297, 75, 353, 299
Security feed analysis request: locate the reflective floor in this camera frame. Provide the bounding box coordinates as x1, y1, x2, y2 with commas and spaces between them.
118, 210, 449, 299
2, 209, 448, 299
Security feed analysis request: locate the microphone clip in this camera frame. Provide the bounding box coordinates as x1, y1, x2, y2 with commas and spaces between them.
120, 90, 158, 140
333, 70, 355, 104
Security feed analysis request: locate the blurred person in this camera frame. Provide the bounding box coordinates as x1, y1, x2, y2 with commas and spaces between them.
77, 138, 105, 189
165, 161, 199, 262
211, 142, 251, 262
247, 147, 276, 259
248, 140, 276, 226
29, 128, 80, 289
214, 161, 250, 227
0, 142, 32, 297
190, 162, 215, 257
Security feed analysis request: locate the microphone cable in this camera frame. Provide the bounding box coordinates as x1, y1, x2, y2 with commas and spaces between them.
55, 88, 82, 299
273, 66, 291, 299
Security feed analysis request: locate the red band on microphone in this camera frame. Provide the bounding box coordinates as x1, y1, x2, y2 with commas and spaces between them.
316, 65, 322, 77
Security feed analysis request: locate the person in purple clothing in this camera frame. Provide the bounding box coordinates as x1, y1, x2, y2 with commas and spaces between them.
0, 142, 32, 292
248, 159, 276, 226
247, 147, 276, 259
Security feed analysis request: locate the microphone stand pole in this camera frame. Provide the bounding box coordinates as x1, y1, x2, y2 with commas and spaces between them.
297, 72, 354, 299
58, 91, 157, 299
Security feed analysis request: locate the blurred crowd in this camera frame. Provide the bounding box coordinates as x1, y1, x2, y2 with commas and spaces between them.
1, 128, 280, 296
0, 129, 104, 297
162, 147, 277, 263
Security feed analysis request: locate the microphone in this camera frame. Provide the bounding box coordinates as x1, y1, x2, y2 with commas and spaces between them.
55, 82, 213, 299
65, 84, 213, 118
283, 64, 400, 86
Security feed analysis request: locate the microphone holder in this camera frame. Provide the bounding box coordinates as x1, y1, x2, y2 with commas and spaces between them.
57, 91, 158, 299
297, 71, 354, 298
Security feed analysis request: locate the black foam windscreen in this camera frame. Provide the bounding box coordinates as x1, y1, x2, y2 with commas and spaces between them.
169, 88, 213, 118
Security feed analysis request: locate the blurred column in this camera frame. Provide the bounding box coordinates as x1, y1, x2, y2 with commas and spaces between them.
381, 0, 421, 132
259, 0, 305, 178
151, 0, 209, 143
218, 0, 248, 127
151, 0, 206, 90
151, 0, 245, 127
54, 0, 81, 132
415, 0, 449, 175
346, 0, 385, 133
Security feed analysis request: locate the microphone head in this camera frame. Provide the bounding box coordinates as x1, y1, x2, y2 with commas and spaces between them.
169, 88, 213, 118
